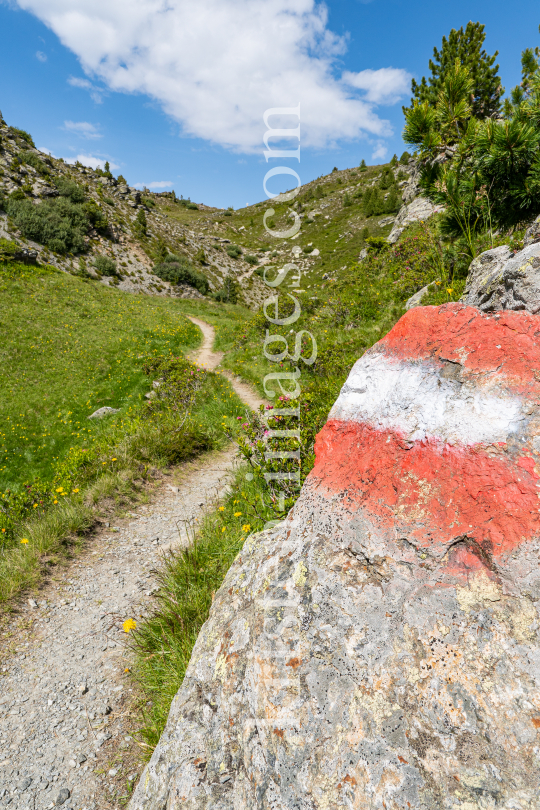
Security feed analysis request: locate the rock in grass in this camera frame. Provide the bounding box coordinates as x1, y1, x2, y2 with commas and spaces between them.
404, 280, 437, 309
129, 303, 540, 809
87, 406, 120, 419
387, 196, 444, 244
461, 242, 540, 313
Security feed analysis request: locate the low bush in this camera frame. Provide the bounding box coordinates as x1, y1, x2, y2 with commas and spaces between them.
56, 178, 86, 204
214, 276, 240, 303
0, 238, 18, 263
7, 196, 89, 254
93, 255, 117, 276
19, 150, 50, 176
226, 244, 242, 259
153, 255, 209, 294
244, 254, 258, 265
11, 127, 35, 147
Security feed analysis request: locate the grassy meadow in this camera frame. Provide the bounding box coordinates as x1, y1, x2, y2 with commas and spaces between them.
0, 261, 253, 604
0, 262, 201, 487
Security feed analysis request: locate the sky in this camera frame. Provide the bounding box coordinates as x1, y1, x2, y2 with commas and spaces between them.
0, 0, 538, 209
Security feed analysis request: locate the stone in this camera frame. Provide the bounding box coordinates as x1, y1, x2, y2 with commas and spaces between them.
461, 242, 540, 313
17, 778, 32, 792
55, 788, 70, 806
387, 196, 444, 244
87, 407, 120, 420
524, 214, 540, 248
404, 280, 437, 310
130, 303, 540, 810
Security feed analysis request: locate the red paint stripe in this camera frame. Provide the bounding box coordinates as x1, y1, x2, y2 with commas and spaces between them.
378, 304, 540, 391
312, 420, 540, 557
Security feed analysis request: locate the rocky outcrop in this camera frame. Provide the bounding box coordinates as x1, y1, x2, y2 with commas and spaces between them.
461, 243, 540, 313
387, 196, 444, 244
130, 303, 540, 810
524, 214, 540, 248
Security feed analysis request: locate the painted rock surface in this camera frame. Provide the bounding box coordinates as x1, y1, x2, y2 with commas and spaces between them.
130, 304, 540, 810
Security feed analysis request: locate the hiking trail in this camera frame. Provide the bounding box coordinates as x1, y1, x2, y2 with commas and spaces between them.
0, 319, 261, 810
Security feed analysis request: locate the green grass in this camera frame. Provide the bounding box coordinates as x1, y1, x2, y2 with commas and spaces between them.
0, 262, 200, 488
131, 466, 276, 750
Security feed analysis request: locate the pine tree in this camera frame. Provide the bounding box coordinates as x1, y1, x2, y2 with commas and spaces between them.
359, 159, 367, 172
405, 22, 503, 119
504, 25, 540, 116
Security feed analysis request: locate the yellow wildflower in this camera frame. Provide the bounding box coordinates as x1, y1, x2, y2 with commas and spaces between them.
242, 524, 251, 533
218, 506, 225, 512
222, 527, 226, 532
20, 538, 29, 545
53, 500, 58, 504
446, 288, 453, 294
123, 618, 137, 633
56, 487, 63, 493
234, 512, 242, 517
73, 489, 79, 493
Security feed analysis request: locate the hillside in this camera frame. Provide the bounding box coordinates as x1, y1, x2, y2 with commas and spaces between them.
0, 109, 424, 310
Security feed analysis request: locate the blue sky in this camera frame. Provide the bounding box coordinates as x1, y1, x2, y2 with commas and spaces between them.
0, 0, 538, 208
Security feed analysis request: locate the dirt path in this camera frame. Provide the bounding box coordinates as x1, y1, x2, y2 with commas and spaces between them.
0, 319, 259, 810
186, 315, 265, 411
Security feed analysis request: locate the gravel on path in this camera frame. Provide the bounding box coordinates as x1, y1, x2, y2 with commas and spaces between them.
0, 318, 258, 810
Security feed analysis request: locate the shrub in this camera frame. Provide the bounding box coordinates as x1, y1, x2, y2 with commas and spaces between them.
359, 159, 367, 171
332, 166, 338, 173
11, 127, 35, 147
186, 202, 198, 210
84, 199, 109, 233
93, 255, 117, 276
226, 244, 242, 259
400, 151, 411, 164
56, 178, 86, 204
7, 196, 89, 254
214, 276, 240, 303
153, 255, 209, 294
0, 238, 19, 263
194, 247, 207, 264
343, 193, 352, 207
19, 150, 49, 176
244, 254, 258, 265
223, 210, 232, 217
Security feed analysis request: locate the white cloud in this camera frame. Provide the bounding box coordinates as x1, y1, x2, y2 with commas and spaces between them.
342, 68, 411, 105
68, 75, 105, 103
68, 76, 92, 89
35, 50, 47, 62
67, 154, 120, 170
134, 180, 173, 189
16, 0, 411, 152
371, 141, 388, 161
63, 120, 102, 138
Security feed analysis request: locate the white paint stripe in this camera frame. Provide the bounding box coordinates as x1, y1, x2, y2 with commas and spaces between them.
329, 353, 524, 446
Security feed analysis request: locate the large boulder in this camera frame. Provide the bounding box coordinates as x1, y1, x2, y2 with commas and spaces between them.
130, 303, 540, 810
461, 243, 540, 313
